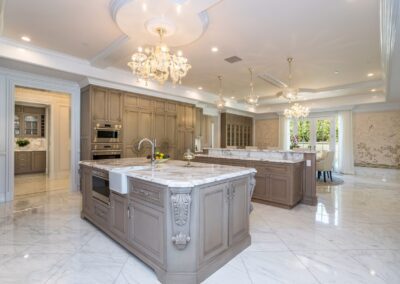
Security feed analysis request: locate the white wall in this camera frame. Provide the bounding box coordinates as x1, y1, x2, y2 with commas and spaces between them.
15, 87, 71, 178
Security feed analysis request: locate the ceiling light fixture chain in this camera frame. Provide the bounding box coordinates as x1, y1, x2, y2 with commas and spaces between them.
281, 57, 299, 102
127, 26, 191, 85
245, 67, 259, 106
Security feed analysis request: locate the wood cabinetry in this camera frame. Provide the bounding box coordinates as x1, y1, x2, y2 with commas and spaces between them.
15, 151, 46, 174
195, 156, 304, 208
221, 113, 253, 148
110, 192, 129, 240
81, 85, 196, 160
15, 105, 46, 138
91, 86, 123, 124
199, 179, 249, 263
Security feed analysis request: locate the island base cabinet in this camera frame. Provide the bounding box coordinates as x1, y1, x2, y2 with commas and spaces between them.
199, 178, 250, 264
127, 201, 165, 266
199, 183, 229, 263
110, 192, 129, 240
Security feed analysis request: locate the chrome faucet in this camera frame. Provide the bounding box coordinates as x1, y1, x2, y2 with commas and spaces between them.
138, 138, 157, 167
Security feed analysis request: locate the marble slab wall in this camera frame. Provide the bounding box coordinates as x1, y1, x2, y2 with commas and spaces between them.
255, 118, 279, 149
353, 110, 400, 168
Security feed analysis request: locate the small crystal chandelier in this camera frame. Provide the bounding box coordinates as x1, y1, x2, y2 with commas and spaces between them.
281, 57, 298, 102
127, 27, 191, 85
284, 103, 310, 119
245, 67, 259, 106
215, 75, 226, 112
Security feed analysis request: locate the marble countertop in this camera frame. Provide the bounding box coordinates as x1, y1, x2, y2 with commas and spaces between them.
195, 153, 303, 164
80, 158, 256, 187
15, 148, 47, 152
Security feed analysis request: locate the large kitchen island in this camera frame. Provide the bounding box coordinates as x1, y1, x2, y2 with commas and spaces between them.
79, 158, 256, 284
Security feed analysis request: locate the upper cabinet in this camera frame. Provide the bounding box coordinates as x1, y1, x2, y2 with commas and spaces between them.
91, 87, 123, 124
15, 105, 45, 138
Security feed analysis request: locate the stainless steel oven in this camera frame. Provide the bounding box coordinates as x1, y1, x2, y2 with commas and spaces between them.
93, 123, 122, 143
92, 170, 110, 205
91, 143, 122, 160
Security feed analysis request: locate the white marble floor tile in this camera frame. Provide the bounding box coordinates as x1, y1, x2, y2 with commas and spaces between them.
294, 250, 386, 284
114, 255, 160, 284
203, 255, 252, 284
241, 251, 319, 284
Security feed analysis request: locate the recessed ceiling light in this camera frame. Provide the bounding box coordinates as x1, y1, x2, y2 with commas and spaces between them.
142, 3, 147, 12
21, 36, 31, 42
370, 88, 376, 92
334, 71, 339, 75
198, 86, 203, 90
230, 96, 235, 99
367, 73, 374, 77
176, 4, 182, 14
211, 47, 219, 53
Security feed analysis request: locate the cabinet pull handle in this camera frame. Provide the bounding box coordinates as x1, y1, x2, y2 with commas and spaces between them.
127, 206, 131, 219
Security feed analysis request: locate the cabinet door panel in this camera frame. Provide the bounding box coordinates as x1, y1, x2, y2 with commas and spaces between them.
128, 201, 164, 265
269, 174, 289, 204
123, 109, 139, 157
110, 193, 128, 240
200, 183, 229, 263
166, 114, 176, 146
92, 87, 107, 122
15, 152, 32, 174
253, 174, 268, 200
229, 179, 249, 245
81, 167, 93, 216
32, 151, 46, 172
108, 91, 122, 124
154, 113, 166, 145
185, 106, 194, 129
138, 111, 152, 139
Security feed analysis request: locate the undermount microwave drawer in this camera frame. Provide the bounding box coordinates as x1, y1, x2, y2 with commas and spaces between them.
128, 178, 164, 208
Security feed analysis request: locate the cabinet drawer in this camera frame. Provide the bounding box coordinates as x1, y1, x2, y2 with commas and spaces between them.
129, 179, 164, 208
93, 199, 110, 227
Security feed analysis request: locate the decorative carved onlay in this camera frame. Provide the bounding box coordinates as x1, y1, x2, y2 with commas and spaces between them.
249, 174, 256, 213
170, 189, 192, 250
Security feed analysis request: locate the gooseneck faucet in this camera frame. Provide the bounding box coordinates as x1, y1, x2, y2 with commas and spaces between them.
138, 138, 157, 167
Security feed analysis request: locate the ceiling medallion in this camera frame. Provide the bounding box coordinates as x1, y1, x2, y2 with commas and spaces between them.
283, 103, 310, 119
215, 75, 226, 111
281, 57, 299, 102
127, 27, 191, 85
245, 67, 259, 106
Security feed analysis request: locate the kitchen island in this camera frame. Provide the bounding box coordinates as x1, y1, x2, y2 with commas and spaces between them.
80, 158, 256, 284
195, 148, 317, 208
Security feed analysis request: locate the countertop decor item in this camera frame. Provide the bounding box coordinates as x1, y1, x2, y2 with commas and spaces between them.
16, 138, 30, 147
147, 150, 170, 164
183, 148, 195, 166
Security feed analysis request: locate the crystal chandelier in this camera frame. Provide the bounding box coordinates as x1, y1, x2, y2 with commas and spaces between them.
215, 75, 226, 111
283, 103, 310, 119
281, 57, 298, 102
127, 27, 191, 85
245, 68, 259, 106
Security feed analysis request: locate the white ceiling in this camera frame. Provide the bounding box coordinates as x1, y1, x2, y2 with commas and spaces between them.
0, 0, 386, 111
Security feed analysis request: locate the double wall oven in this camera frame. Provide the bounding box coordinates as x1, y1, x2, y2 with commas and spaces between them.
91, 122, 122, 160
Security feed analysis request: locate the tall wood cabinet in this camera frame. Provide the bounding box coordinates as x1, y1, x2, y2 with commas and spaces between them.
81, 85, 196, 160
15, 105, 46, 138
221, 113, 253, 148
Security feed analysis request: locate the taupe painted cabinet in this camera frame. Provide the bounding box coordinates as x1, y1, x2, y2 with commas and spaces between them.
15, 151, 46, 174
195, 156, 304, 208
15, 105, 46, 138
80, 165, 254, 284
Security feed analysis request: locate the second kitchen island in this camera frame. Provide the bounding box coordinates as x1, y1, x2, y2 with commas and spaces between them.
80, 159, 256, 284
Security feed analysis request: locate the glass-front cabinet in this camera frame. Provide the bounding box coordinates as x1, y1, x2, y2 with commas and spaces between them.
14, 105, 45, 138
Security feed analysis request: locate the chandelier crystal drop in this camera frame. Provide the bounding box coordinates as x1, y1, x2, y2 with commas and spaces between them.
245, 67, 259, 106
127, 27, 191, 85
283, 103, 310, 119
281, 57, 299, 102
215, 75, 226, 112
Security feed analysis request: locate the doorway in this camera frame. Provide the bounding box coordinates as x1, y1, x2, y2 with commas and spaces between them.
13, 87, 71, 197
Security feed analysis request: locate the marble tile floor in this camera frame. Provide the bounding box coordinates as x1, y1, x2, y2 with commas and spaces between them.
14, 173, 70, 197
0, 173, 399, 283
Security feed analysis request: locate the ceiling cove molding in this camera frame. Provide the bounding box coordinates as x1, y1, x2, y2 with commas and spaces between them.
380, 0, 400, 100
0, 37, 256, 112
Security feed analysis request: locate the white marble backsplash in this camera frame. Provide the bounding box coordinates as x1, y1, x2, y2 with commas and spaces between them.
15, 137, 47, 151
204, 148, 305, 163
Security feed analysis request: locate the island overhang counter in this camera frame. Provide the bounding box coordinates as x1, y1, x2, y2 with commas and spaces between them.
79, 158, 256, 284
